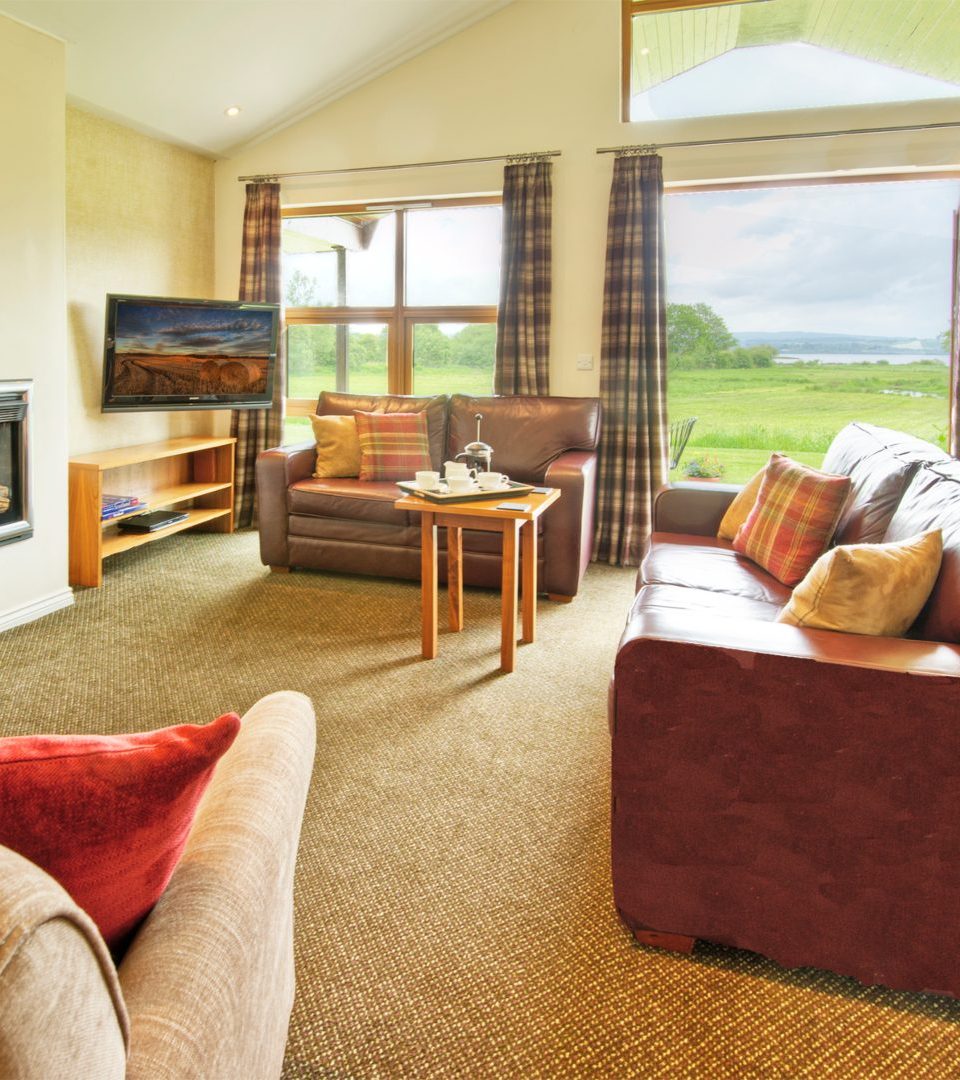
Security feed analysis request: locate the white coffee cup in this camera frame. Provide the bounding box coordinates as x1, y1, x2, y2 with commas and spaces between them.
446, 475, 475, 494
477, 471, 508, 490
415, 470, 440, 491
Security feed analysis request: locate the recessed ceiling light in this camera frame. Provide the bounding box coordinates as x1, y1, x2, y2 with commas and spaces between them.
224, 106, 242, 117
639, 47, 650, 56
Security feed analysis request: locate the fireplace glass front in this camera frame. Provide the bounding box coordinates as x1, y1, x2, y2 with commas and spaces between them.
0, 381, 32, 547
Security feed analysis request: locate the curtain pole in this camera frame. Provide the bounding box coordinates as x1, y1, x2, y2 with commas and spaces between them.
237, 150, 561, 184
597, 119, 960, 156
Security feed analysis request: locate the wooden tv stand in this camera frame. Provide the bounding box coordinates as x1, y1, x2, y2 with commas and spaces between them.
69, 435, 236, 587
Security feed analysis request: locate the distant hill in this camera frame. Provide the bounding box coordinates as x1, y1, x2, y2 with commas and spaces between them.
733, 331, 944, 355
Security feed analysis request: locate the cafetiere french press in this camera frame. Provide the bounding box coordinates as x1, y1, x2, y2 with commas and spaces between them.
455, 413, 493, 474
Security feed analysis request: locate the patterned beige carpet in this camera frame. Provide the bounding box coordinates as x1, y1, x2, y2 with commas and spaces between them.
2, 531, 960, 1078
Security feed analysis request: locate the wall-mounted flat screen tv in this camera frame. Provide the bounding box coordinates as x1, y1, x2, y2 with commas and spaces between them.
101, 294, 280, 412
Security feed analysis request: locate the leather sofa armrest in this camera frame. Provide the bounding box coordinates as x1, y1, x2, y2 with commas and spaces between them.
543, 450, 598, 598
256, 441, 315, 566
653, 482, 741, 536
609, 610, 960, 995
612, 603, 960, 738
119, 691, 316, 1080
616, 604, 960, 678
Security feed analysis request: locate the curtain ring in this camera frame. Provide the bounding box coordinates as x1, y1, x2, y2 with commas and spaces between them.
615, 144, 658, 158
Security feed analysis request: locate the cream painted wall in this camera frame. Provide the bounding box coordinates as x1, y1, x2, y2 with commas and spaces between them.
0, 15, 71, 629
67, 107, 217, 454
214, 0, 960, 398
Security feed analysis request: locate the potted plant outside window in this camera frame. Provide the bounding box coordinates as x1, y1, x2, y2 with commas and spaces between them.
682, 454, 725, 481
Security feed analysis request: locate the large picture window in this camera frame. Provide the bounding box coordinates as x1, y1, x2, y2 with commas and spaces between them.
281, 198, 500, 444
664, 177, 960, 483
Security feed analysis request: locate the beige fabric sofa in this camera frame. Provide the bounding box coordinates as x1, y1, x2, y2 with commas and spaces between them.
0, 690, 316, 1079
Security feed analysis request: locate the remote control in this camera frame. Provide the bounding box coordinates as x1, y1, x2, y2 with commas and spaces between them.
497, 502, 532, 512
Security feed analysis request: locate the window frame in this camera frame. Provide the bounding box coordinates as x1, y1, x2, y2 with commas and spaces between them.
662, 169, 960, 478
621, 0, 763, 123
620, 0, 960, 125
282, 194, 500, 416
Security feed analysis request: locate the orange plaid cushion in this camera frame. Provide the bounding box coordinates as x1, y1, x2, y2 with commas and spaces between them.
733, 453, 851, 587
354, 410, 432, 481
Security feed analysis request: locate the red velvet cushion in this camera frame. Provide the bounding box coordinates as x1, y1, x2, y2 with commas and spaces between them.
0, 712, 240, 952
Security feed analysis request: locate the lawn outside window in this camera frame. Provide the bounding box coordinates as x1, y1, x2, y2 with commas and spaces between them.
663, 175, 960, 484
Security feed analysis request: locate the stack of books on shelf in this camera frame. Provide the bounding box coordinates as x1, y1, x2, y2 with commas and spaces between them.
101, 493, 145, 521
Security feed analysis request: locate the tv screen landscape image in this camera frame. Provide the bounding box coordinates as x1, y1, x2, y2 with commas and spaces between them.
102, 294, 280, 412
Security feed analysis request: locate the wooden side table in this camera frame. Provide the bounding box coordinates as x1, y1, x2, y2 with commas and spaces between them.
394, 488, 561, 673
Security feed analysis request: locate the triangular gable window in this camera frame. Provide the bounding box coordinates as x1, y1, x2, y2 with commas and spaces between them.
632, 42, 960, 121
624, 0, 960, 123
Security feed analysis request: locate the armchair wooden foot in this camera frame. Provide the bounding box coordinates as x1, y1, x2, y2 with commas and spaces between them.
547, 593, 574, 603
269, 566, 291, 574
629, 927, 696, 954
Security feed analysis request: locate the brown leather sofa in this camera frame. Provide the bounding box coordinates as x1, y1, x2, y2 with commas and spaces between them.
257, 392, 601, 600
610, 422, 960, 998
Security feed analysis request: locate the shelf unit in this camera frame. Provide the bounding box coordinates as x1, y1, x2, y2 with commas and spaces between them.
69, 435, 236, 587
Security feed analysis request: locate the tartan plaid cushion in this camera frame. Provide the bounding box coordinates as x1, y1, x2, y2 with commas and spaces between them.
354, 410, 432, 481
733, 453, 852, 587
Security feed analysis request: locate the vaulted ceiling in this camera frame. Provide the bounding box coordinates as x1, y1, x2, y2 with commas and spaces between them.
0, 0, 511, 156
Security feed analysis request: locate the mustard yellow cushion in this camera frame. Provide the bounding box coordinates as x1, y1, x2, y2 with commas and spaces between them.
777, 529, 943, 637
310, 414, 361, 479
717, 467, 764, 541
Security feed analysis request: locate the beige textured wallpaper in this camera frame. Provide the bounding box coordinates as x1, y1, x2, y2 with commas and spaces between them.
67, 107, 218, 454
0, 15, 70, 626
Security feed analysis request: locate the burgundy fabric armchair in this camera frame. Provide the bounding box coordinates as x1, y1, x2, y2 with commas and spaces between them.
610, 422, 960, 997
257, 392, 601, 600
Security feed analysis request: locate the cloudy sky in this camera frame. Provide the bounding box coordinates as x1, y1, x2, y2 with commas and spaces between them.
115, 300, 275, 357
664, 179, 960, 340
284, 205, 501, 309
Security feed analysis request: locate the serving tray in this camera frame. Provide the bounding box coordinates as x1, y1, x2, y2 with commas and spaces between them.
396, 479, 535, 504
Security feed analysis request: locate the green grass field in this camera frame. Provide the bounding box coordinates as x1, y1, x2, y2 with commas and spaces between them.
668, 361, 949, 483
287, 365, 494, 402
283, 360, 950, 482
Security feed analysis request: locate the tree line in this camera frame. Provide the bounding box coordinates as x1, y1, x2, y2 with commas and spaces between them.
667, 303, 776, 369
287, 322, 496, 378
288, 261, 766, 374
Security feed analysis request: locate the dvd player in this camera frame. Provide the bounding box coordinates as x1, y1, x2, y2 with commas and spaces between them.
117, 510, 189, 533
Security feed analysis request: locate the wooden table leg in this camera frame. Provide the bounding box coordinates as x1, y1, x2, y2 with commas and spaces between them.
421, 512, 438, 659
520, 520, 537, 644
500, 520, 520, 673
447, 525, 463, 631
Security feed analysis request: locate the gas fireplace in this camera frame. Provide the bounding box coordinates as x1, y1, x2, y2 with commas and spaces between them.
0, 381, 32, 547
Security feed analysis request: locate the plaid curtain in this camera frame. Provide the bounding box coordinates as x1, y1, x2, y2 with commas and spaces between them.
494, 159, 552, 395
950, 207, 959, 456
231, 181, 284, 527
593, 153, 668, 566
